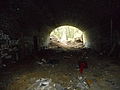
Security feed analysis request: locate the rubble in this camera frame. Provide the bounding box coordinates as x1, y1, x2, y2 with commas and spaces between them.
27, 78, 65, 90
0, 47, 120, 90
36, 58, 59, 66
76, 77, 89, 90
49, 35, 85, 49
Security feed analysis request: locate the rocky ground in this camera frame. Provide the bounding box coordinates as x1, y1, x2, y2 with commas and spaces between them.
0, 50, 120, 90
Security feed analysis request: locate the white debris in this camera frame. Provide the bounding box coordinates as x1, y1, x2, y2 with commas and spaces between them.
27, 78, 65, 90
77, 76, 89, 90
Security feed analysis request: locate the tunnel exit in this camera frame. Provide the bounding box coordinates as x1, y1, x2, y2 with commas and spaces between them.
49, 25, 87, 49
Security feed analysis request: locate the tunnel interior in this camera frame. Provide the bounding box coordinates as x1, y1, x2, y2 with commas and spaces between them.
0, 0, 120, 90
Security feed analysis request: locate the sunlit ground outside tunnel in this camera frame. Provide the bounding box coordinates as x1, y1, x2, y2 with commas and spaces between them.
49, 25, 87, 49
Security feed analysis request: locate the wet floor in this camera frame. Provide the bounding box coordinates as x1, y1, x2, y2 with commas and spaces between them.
0, 50, 120, 90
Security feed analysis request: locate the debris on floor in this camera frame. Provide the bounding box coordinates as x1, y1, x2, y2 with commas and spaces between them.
76, 76, 89, 90
27, 77, 92, 90
27, 78, 65, 90
0, 50, 120, 90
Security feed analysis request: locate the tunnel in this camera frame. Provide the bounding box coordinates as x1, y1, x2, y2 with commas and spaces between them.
0, 0, 120, 90
48, 25, 88, 49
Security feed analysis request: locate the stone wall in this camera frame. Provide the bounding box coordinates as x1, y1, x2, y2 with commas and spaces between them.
0, 30, 19, 66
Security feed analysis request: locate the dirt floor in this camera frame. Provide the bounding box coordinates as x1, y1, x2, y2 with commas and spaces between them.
0, 50, 120, 90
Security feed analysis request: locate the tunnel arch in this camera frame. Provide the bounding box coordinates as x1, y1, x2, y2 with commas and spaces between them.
45, 25, 89, 49
36, 21, 92, 50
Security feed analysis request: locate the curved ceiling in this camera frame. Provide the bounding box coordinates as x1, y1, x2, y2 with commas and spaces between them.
0, 0, 115, 32
0, 0, 119, 50
0, 0, 119, 40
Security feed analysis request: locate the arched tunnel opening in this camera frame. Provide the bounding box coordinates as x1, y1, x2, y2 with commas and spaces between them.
49, 25, 87, 49
0, 0, 120, 90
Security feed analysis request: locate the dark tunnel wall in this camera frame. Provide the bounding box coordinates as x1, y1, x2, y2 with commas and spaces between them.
0, 0, 120, 52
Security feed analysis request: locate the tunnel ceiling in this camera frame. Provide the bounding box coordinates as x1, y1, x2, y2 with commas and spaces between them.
0, 0, 120, 34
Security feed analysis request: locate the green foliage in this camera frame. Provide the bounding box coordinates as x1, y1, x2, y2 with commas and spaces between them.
50, 26, 83, 41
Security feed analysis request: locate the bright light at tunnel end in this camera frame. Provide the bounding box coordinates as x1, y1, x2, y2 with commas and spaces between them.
49, 25, 88, 49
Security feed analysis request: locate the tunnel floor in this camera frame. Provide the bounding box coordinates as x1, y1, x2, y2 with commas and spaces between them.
0, 50, 120, 90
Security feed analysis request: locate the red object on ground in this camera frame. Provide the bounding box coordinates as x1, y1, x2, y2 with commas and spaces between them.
79, 62, 88, 74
